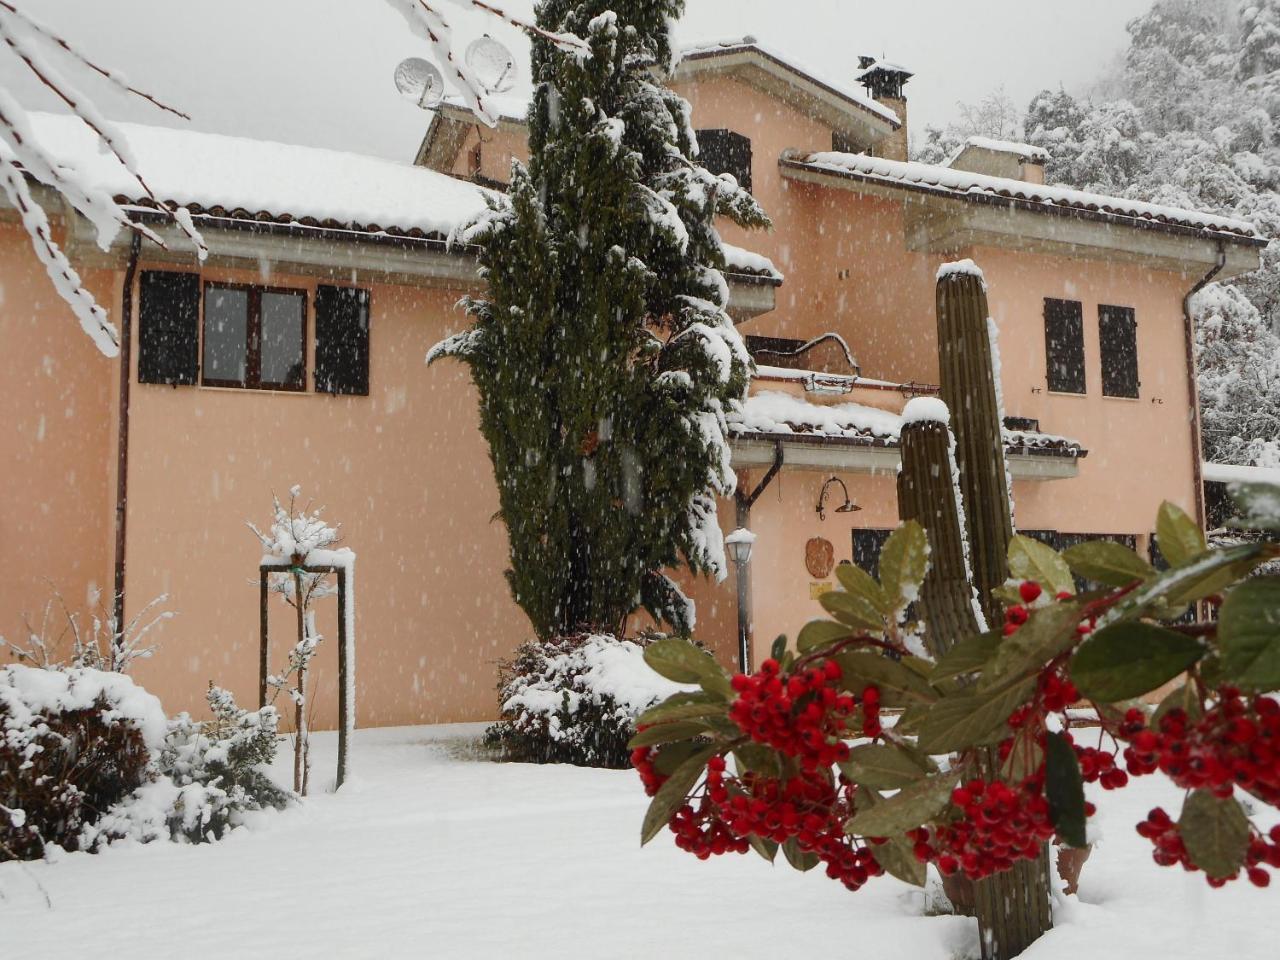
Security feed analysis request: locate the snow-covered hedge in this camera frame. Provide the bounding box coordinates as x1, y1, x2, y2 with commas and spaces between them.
1, 665, 165, 860
488, 634, 693, 768
2, 665, 289, 861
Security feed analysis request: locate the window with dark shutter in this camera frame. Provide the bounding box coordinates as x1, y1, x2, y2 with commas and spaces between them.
696, 129, 752, 194
138, 271, 199, 385
1044, 298, 1086, 394
314, 286, 370, 396
851, 529, 892, 579
1099, 305, 1139, 398
202, 283, 306, 391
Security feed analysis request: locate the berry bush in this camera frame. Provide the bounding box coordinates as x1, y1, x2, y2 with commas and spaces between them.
633, 491, 1280, 897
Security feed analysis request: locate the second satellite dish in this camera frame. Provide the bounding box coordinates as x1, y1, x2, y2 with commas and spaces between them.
394, 57, 446, 109
466, 36, 517, 93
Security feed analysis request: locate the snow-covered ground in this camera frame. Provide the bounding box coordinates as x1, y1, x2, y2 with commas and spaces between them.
2, 724, 1278, 960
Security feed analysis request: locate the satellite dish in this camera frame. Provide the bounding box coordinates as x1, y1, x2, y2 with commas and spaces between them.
465, 36, 517, 94
394, 57, 445, 109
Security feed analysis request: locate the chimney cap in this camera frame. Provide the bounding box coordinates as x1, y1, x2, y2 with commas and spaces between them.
855, 57, 913, 100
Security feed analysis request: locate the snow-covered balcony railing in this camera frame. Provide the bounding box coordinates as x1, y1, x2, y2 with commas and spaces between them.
728, 387, 1085, 481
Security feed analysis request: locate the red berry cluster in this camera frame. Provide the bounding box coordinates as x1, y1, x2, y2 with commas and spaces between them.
631, 740, 667, 797
705, 760, 884, 891
1137, 808, 1280, 887
1074, 743, 1129, 790
727, 658, 870, 771
913, 776, 1062, 880
1118, 693, 1280, 805
666, 756, 753, 860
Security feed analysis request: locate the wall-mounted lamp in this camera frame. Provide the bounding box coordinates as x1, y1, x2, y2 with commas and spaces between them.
724, 528, 758, 672
817, 477, 862, 521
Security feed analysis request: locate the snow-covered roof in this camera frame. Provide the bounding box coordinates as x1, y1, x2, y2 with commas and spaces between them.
730, 390, 1085, 457
1203, 462, 1280, 485
949, 137, 1050, 164
789, 151, 1263, 242
722, 242, 783, 282
15, 113, 492, 242
678, 37, 900, 126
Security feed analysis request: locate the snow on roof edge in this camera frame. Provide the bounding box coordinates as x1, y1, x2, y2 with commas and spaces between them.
1203, 462, 1280, 485
795, 151, 1261, 240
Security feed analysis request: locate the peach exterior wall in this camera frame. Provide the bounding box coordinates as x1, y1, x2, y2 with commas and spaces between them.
0, 223, 116, 649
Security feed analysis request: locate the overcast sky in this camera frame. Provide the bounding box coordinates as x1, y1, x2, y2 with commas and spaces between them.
8, 0, 1154, 161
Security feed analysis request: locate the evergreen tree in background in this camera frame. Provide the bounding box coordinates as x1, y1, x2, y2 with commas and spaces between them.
430, 1, 768, 639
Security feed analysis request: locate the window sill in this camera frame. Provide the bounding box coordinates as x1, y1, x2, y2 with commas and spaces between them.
1045, 390, 1088, 398
196, 383, 310, 396
1102, 395, 1142, 402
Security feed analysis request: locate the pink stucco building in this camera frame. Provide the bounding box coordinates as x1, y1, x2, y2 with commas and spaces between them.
1, 41, 1265, 729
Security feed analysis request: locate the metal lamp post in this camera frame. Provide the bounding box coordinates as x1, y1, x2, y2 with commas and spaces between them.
725, 528, 757, 673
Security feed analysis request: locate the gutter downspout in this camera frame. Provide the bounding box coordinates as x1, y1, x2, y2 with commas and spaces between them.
733, 442, 785, 672
113, 233, 141, 632
1181, 241, 1227, 534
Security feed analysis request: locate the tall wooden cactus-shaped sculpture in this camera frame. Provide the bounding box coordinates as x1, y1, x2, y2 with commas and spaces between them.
897, 262, 1051, 959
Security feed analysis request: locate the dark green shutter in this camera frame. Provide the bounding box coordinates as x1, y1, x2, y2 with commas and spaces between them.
138, 271, 199, 385
851, 529, 892, 579
696, 129, 753, 194
1099, 305, 1139, 398
314, 286, 370, 396
1044, 298, 1086, 394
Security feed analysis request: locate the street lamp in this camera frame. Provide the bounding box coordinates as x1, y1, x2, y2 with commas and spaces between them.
725, 527, 757, 673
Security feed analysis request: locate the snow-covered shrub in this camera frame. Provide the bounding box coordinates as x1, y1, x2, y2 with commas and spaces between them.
488, 633, 693, 768
85, 685, 290, 847
1, 664, 165, 860
1, 590, 171, 675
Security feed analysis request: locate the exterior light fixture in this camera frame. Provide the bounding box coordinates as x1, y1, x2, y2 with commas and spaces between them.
817, 477, 862, 520
724, 528, 757, 672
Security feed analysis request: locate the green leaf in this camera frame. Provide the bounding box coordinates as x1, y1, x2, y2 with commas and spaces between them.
796, 619, 854, 655
1228, 482, 1280, 532
917, 678, 1036, 754
879, 522, 929, 611
1179, 789, 1251, 880
640, 744, 718, 846
748, 834, 778, 863
871, 836, 927, 887
770, 635, 788, 662
1062, 540, 1155, 588
1156, 501, 1207, 568
1044, 732, 1088, 848
1114, 543, 1270, 615
819, 590, 884, 632
782, 837, 821, 872
840, 743, 936, 790
844, 771, 960, 838
732, 743, 783, 778
836, 563, 894, 617
931, 631, 1003, 682
652, 740, 708, 776
636, 695, 723, 727
1070, 622, 1204, 702
1009, 535, 1075, 596
833, 651, 938, 706
1218, 576, 1280, 692
627, 721, 711, 749
1152, 683, 1202, 727
979, 602, 1085, 693
643, 639, 722, 685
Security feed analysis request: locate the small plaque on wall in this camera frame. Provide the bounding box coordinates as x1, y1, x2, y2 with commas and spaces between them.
805, 537, 835, 579
809, 581, 834, 600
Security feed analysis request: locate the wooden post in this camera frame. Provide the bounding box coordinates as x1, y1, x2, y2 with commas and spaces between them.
927, 266, 1051, 958
898, 419, 982, 659
259, 575, 270, 709
336, 567, 349, 789
293, 568, 308, 796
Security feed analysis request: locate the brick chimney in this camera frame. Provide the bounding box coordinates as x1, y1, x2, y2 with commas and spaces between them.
857, 56, 913, 162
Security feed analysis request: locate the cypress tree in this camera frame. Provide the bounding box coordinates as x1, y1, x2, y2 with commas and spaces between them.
430, 1, 769, 639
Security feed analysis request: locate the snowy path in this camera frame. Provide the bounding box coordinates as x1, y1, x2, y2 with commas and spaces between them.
2, 724, 1278, 960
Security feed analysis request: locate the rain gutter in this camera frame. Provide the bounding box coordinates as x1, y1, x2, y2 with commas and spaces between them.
1182, 241, 1227, 532
113, 232, 141, 632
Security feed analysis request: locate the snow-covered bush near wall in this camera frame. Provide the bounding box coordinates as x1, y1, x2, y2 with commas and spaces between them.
84, 685, 291, 849
488, 634, 694, 769
1, 664, 164, 860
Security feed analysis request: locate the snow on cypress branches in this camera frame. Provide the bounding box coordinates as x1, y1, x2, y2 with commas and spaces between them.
430, 0, 769, 639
